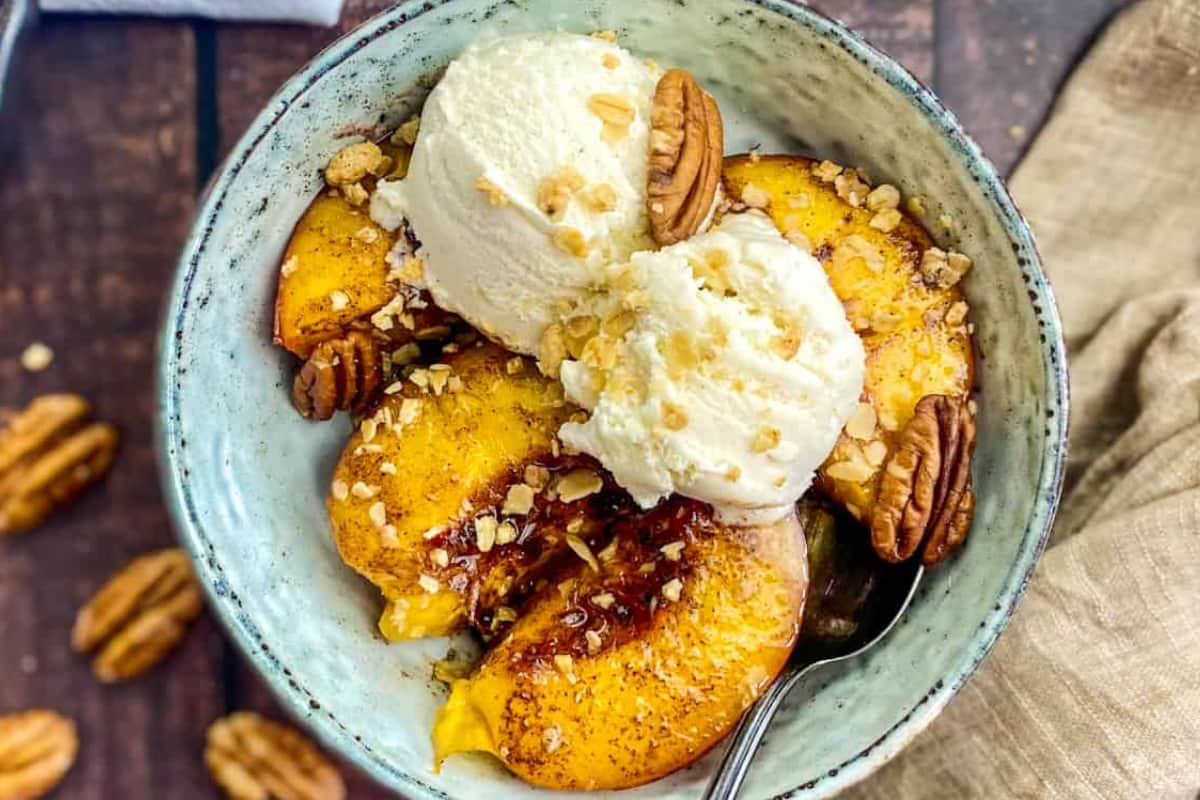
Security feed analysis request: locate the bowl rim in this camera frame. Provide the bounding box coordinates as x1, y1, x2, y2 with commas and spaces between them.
157, 1, 1070, 797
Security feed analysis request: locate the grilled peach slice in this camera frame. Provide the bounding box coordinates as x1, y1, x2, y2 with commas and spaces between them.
273, 140, 451, 358
433, 503, 807, 790
327, 341, 636, 640
723, 155, 974, 524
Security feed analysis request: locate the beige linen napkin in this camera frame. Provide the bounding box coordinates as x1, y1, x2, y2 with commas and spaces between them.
847, 0, 1200, 797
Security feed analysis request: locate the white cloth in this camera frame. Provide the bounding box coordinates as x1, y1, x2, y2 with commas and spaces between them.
38, 0, 344, 25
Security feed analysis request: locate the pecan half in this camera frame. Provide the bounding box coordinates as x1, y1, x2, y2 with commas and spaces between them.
0, 394, 119, 534
870, 395, 977, 566
72, 548, 204, 683
292, 331, 382, 421
647, 69, 724, 246
205, 712, 345, 800
0, 710, 78, 800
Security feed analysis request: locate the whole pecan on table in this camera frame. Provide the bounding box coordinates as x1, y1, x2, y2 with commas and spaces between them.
871, 394, 977, 566
0, 394, 118, 534
0, 710, 78, 800
72, 547, 204, 683
646, 68, 724, 246
205, 711, 346, 800
291, 330, 383, 421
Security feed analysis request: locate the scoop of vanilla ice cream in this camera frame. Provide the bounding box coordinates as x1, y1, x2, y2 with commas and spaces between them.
557, 212, 866, 525
371, 33, 665, 354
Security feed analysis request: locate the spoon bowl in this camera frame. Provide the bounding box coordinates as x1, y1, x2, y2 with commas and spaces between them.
703, 505, 925, 800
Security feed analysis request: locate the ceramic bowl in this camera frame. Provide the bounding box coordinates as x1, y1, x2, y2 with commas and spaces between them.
157, 1, 1068, 797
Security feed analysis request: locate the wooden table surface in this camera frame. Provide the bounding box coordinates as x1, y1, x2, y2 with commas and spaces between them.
0, 1, 1129, 797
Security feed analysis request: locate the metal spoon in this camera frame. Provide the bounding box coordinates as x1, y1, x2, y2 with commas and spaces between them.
702, 512, 924, 800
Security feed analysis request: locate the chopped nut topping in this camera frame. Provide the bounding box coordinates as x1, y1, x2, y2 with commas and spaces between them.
368, 501, 387, 528
836, 234, 885, 274
341, 181, 369, 207
661, 402, 689, 431
422, 524, 446, 540
565, 534, 601, 572
543, 725, 563, 753
920, 247, 972, 289
834, 169, 870, 207
380, 462, 397, 476
475, 516, 497, 552
751, 427, 782, 453
474, 175, 510, 207
280, 254, 299, 277
638, 562, 656, 574
502, 483, 535, 516
392, 115, 421, 146
538, 323, 569, 379
506, 356, 524, 375
771, 317, 802, 360
20, 342, 54, 372
430, 548, 449, 568
331, 480, 349, 501
417, 574, 439, 594
784, 228, 813, 253
496, 521, 518, 546
557, 468, 604, 503
812, 160, 843, 183
786, 193, 811, 209
845, 402, 878, 440
350, 481, 377, 499
740, 183, 770, 209
537, 167, 587, 220
329, 290, 350, 312
566, 516, 584, 534
602, 53, 620, 69
864, 440, 889, 466
825, 459, 875, 483
585, 629, 603, 654
870, 309, 903, 333
588, 93, 636, 143
354, 225, 380, 244
398, 397, 422, 425
428, 369, 449, 396
552, 227, 590, 257
591, 592, 616, 609
524, 464, 550, 491
866, 184, 901, 211
392, 255, 424, 284
660, 541, 685, 561
945, 301, 969, 326
325, 141, 390, 186
581, 183, 619, 212
724, 465, 742, 482
661, 578, 683, 602
870, 208, 903, 233
907, 196, 927, 215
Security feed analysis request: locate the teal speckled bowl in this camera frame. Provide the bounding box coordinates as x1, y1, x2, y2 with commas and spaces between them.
157, 2, 1068, 798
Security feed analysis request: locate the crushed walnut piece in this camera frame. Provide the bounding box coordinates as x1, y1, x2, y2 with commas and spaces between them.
557, 469, 604, 503
588, 93, 636, 143
920, 247, 973, 289
474, 175, 510, 207
502, 483, 535, 516
391, 115, 421, 146
751, 427, 782, 453
324, 141, 391, 187
552, 227, 590, 257
834, 169, 870, 208
812, 160, 843, 183
537, 166, 587, 221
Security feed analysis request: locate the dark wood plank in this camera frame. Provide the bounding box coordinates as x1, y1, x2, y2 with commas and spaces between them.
214, 8, 420, 796
935, 0, 1134, 174
813, 0, 935, 85
0, 15, 225, 799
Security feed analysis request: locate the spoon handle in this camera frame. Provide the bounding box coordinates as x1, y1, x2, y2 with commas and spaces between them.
701, 665, 821, 800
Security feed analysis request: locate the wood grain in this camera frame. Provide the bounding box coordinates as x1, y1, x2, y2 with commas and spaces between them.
0, 2, 1127, 797
935, 0, 1134, 174
0, 15, 226, 800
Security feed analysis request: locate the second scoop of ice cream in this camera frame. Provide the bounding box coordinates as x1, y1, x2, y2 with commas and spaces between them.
555, 212, 866, 525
